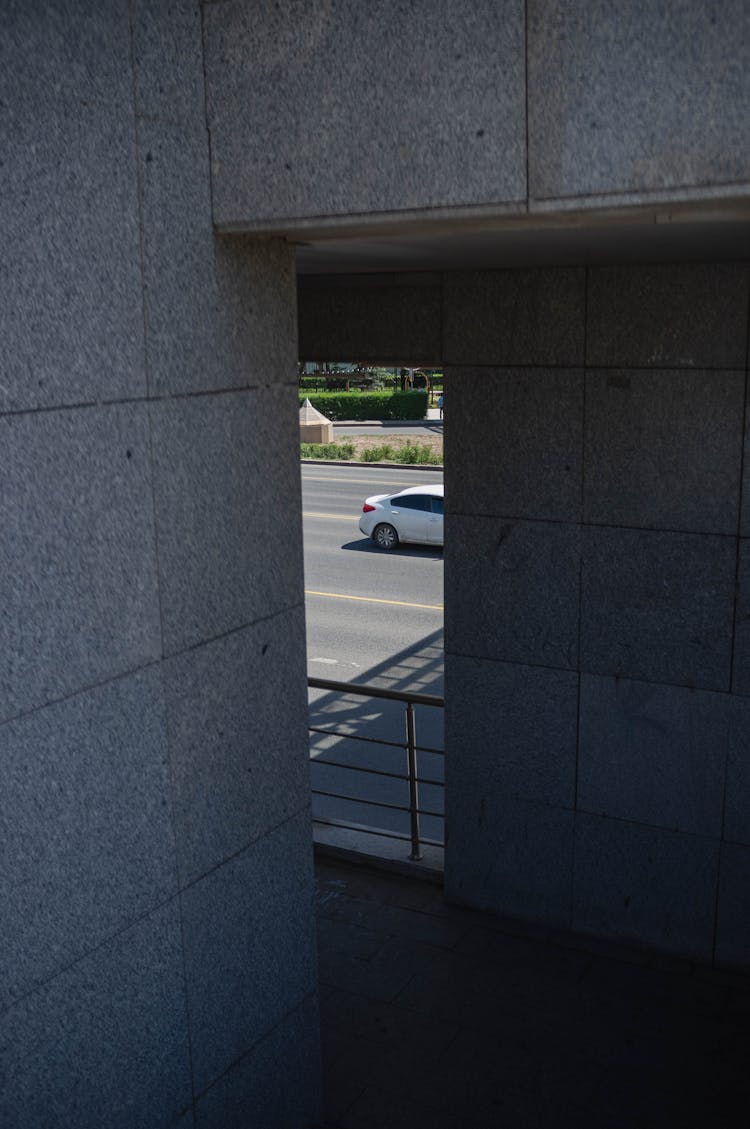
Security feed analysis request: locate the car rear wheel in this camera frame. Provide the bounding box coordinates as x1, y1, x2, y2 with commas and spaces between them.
373, 522, 399, 550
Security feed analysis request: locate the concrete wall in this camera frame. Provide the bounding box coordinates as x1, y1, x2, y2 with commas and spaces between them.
205, 0, 749, 232
1, 4, 320, 1127
298, 263, 750, 969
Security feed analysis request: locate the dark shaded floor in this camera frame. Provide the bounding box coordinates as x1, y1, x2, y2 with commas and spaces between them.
315, 854, 749, 1129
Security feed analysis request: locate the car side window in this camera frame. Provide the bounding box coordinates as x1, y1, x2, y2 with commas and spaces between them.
391, 495, 430, 511
430, 497, 444, 515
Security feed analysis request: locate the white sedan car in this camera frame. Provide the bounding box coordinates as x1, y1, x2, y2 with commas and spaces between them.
359, 483, 444, 549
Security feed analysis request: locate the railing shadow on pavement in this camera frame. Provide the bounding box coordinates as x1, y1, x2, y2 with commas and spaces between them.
308, 628, 445, 872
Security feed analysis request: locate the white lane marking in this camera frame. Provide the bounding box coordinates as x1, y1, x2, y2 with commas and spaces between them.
310, 657, 338, 665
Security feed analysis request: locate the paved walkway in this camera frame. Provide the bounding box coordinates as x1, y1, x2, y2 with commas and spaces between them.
315, 854, 748, 1129
330, 407, 443, 436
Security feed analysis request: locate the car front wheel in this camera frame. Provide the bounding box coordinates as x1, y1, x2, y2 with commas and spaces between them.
373, 522, 399, 550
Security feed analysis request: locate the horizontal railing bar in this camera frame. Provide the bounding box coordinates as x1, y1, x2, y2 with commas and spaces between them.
312, 787, 444, 818
309, 727, 407, 751
313, 789, 411, 814
310, 727, 444, 757
308, 676, 444, 708
310, 757, 445, 787
313, 815, 444, 848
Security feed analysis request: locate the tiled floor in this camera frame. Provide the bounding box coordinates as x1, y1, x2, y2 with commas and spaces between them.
315, 854, 749, 1129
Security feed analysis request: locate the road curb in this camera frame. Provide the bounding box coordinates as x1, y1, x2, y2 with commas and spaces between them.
331, 419, 443, 427
300, 459, 444, 470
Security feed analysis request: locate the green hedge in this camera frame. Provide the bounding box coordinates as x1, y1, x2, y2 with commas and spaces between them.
360, 443, 441, 465
298, 390, 427, 421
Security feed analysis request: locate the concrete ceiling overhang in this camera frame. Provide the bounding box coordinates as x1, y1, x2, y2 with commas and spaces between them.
290, 197, 750, 274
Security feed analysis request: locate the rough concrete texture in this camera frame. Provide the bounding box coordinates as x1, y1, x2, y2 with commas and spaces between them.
131, 0, 206, 126
163, 607, 310, 886
0, 405, 161, 723
149, 385, 304, 655
140, 118, 298, 397
0, 668, 176, 1012
443, 268, 586, 366
572, 813, 720, 962
715, 841, 750, 969
446, 515, 580, 670
733, 539, 750, 696
0, 1, 148, 414
743, 389, 750, 538
0, 104, 145, 412
583, 368, 744, 533
580, 526, 736, 690
445, 787, 575, 925
204, 0, 526, 225
438, 259, 749, 970
1, 6, 321, 1125
194, 994, 322, 1129
181, 811, 318, 1095
446, 655, 578, 808
0, 901, 192, 1129
725, 696, 750, 846
528, 0, 750, 200
578, 675, 729, 837
586, 264, 749, 370
446, 367, 583, 522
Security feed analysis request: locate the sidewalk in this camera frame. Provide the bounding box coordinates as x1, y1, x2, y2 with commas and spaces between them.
316, 854, 749, 1129
332, 408, 442, 429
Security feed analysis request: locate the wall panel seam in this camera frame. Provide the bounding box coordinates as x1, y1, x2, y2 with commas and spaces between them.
160, 600, 306, 663
191, 988, 320, 1105
728, 267, 750, 689
0, 881, 185, 1022
447, 513, 740, 538
176, 803, 313, 898
0, 379, 298, 422
0, 657, 162, 731
444, 648, 748, 699
199, 0, 216, 227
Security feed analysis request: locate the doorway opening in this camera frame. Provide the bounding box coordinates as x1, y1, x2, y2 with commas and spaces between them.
298, 360, 445, 871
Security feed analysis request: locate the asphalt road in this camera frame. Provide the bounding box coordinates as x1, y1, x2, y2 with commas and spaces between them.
301, 463, 445, 849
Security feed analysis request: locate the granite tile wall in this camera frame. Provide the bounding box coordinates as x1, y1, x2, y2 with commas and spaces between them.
2, 3, 320, 1126
0, 0, 145, 413
527, 1, 750, 205
204, 0, 748, 231
442, 261, 750, 969
203, 0, 527, 227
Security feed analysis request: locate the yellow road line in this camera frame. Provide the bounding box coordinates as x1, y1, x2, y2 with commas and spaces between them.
302, 511, 356, 521
305, 589, 443, 611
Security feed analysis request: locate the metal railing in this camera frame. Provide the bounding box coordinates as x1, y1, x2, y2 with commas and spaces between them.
307, 676, 444, 861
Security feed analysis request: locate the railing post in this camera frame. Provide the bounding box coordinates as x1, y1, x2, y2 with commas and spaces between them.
405, 701, 421, 861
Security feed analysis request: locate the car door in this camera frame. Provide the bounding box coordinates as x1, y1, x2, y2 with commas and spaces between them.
427, 495, 444, 544
389, 494, 431, 543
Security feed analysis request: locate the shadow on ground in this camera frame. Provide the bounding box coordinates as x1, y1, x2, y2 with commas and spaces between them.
316, 855, 750, 1129
309, 629, 444, 845
339, 538, 443, 561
